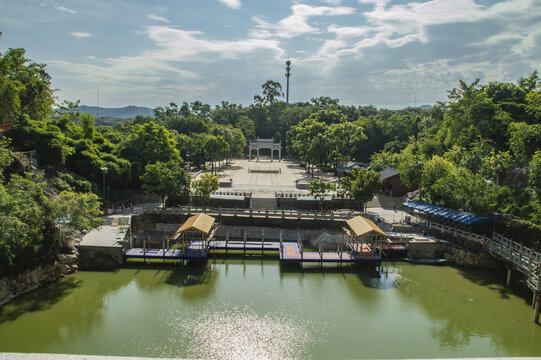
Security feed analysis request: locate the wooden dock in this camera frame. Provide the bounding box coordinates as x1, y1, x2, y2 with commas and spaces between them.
124, 241, 211, 262
209, 240, 280, 252
124, 239, 381, 265
124, 248, 182, 259
280, 242, 380, 264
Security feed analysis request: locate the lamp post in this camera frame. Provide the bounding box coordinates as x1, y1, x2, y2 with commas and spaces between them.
100, 166, 108, 202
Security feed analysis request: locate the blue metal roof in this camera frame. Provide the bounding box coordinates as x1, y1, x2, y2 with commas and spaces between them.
402, 201, 495, 225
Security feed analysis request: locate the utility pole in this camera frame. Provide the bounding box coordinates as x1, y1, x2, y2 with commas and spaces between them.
285, 60, 291, 105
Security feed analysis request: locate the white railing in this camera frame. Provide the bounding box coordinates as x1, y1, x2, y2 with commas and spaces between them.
143, 205, 361, 222
427, 220, 541, 291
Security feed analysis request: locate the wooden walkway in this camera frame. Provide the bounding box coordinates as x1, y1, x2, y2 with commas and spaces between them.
280, 242, 380, 263
209, 240, 280, 252
124, 241, 210, 261
427, 221, 541, 292
373, 243, 408, 256
144, 206, 362, 222
124, 240, 381, 265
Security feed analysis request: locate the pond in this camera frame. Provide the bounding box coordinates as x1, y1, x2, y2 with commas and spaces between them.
0, 261, 540, 359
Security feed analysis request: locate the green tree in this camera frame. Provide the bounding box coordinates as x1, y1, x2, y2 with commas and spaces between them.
204, 134, 229, 173
420, 156, 455, 196
368, 151, 400, 172
309, 179, 335, 209
80, 112, 95, 139
140, 160, 190, 207
0, 48, 54, 125
0, 138, 13, 180
438, 79, 511, 150
340, 168, 381, 210
0, 173, 101, 276
508, 122, 541, 163
394, 142, 424, 190
329, 121, 366, 170
192, 173, 219, 203
529, 151, 541, 194
54, 190, 102, 232
307, 109, 347, 125
235, 115, 256, 145
118, 121, 180, 182
254, 80, 283, 105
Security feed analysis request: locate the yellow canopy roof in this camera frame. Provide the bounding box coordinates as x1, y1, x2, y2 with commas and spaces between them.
346, 216, 387, 237
170, 213, 215, 240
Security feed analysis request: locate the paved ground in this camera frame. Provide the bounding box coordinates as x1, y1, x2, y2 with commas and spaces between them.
79, 215, 131, 247
201, 158, 410, 223
214, 158, 336, 198
366, 194, 410, 224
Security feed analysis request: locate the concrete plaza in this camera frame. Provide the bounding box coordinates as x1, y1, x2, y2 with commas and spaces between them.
215, 158, 336, 198
203, 158, 409, 223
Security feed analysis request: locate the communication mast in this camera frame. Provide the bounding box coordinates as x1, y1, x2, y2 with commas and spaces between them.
285, 60, 291, 105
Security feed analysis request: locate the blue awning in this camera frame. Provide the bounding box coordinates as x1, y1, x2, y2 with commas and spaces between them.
402, 201, 495, 225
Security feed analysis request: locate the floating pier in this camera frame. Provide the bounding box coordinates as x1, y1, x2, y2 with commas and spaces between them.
124, 213, 389, 266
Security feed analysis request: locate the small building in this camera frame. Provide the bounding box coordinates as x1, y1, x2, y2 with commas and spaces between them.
337, 161, 368, 177
379, 167, 409, 197
344, 215, 387, 259
169, 213, 217, 257
346, 215, 387, 243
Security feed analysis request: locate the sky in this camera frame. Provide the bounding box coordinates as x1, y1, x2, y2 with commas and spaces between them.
1, 0, 540, 109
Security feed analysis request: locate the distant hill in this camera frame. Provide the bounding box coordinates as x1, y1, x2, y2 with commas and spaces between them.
78, 105, 154, 119
419, 104, 432, 110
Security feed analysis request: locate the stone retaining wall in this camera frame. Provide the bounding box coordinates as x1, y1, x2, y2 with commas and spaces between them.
77, 246, 125, 270
445, 244, 501, 268
0, 250, 78, 306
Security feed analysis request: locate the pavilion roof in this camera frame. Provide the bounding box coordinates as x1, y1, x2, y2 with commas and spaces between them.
346, 216, 387, 237
170, 213, 215, 240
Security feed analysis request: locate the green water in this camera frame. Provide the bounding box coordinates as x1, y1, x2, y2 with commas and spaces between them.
0, 261, 540, 359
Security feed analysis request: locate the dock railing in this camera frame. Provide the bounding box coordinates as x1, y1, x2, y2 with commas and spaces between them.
426, 220, 541, 292
144, 205, 360, 221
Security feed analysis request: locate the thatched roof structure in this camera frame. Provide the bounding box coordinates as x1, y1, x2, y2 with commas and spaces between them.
346, 216, 387, 237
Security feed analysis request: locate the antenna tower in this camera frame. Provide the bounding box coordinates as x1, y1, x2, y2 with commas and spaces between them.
285, 60, 291, 105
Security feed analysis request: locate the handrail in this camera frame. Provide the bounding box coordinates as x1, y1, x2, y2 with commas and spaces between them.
144, 205, 360, 221
426, 219, 541, 291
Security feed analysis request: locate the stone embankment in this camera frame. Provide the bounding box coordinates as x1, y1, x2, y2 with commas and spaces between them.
0, 246, 78, 306
445, 244, 501, 268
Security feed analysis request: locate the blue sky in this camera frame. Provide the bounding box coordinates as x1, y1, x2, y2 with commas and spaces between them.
1, 0, 540, 109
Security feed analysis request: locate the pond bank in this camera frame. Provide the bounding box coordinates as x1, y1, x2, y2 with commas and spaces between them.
0, 247, 78, 306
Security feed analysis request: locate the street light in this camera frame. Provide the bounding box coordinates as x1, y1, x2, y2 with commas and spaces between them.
100, 166, 108, 202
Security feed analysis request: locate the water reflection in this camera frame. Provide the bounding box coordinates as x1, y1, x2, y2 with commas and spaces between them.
0, 277, 79, 324
0, 269, 134, 353
1, 261, 541, 358
396, 263, 541, 356
356, 265, 401, 290
163, 304, 315, 360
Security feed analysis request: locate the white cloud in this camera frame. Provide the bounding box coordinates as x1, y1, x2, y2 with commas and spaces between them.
50, 0, 77, 14
321, 0, 342, 4
357, 0, 390, 5
218, 0, 241, 10
147, 14, 170, 23
314, 0, 540, 61
70, 32, 92, 38
253, 4, 355, 39
48, 23, 286, 106
146, 26, 284, 61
